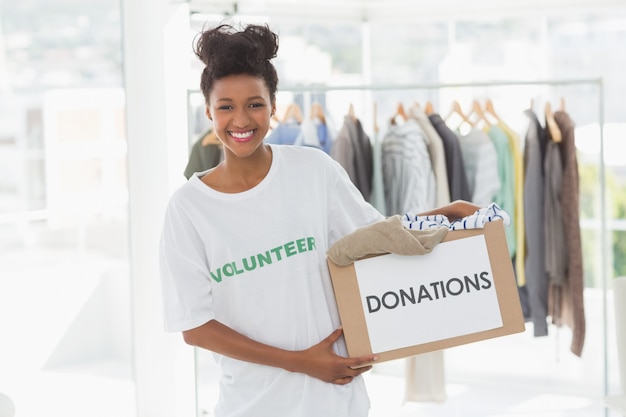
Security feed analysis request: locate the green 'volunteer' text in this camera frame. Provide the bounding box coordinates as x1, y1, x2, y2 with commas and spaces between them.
210, 236, 317, 282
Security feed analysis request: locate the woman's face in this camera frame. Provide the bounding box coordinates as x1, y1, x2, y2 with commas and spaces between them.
206, 74, 275, 159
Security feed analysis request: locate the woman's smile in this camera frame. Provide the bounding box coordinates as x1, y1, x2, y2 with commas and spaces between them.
229, 129, 256, 142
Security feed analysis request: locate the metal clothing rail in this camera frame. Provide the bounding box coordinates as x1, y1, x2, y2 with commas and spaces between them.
188, 77, 610, 414
278, 78, 605, 91
188, 78, 604, 92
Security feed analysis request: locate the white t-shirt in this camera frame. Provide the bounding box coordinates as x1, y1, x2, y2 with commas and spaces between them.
160, 144, 384, 417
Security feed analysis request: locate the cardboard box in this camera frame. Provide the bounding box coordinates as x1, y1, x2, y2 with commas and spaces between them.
328, 220, 525, 363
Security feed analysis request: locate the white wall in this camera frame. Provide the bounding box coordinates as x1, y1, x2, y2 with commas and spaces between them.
121, 1, 195, 416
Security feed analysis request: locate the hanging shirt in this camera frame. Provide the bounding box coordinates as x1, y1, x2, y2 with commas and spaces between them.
408, 106, 450, 206
428, 113, 472, 202
554, 110, 585, 357
544, 134, 567, 342
184, 134, 223, 179
486, 125, 516, 257
522, 109, 549, 337
265, 119, 301, 145
496, 121, 526, 286
381, 119, 436, 216
457, 128, 500, 207
294, 117, 333, 154
331, 115, 374, 201
316, 120, 333, 154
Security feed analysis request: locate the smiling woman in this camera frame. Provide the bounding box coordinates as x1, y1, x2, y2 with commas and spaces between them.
193, 25, 278, 191
159, 22, 389, 417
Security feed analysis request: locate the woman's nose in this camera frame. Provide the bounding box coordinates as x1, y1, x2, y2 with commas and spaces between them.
233, 109, 250, 127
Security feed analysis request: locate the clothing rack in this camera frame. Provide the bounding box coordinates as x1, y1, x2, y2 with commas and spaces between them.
187, 78, 610, 414
277, 78, 603, 92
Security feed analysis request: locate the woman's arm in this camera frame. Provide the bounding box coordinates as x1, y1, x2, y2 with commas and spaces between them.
418, 199, 480, 221
183, 319, 378, 385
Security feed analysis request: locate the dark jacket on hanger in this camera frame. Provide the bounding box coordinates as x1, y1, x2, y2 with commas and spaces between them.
428, 114, 472, 202
331, 116, 373, 201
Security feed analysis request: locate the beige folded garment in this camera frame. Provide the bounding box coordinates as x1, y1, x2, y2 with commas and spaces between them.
327, 215, 449, 266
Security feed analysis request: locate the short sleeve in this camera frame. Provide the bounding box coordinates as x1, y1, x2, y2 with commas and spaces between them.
326, 156, 384, 245
159, 198, 215, 333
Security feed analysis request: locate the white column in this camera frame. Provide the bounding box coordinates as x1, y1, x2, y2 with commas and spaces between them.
121, 1, 195, 416
607, 277, 626, 413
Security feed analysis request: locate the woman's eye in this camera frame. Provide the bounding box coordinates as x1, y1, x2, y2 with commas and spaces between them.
218, 105, 232, 111
250, 103, 265, 108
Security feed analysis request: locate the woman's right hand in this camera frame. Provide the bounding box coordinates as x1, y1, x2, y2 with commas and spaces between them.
292, 327, 379, 385
183, 320, 378, 385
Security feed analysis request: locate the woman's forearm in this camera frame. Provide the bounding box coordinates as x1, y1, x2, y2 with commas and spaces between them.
182, 319, 378, 384
183, 319, 300, 372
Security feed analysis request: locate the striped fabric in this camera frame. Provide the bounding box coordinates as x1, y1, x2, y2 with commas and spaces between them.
401, 202, 510, 231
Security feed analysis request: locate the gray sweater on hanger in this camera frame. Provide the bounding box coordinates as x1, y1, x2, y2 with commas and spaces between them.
331, 115, 374, 201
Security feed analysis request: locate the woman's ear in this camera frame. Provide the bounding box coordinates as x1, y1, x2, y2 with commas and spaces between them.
271, 98, 277, 118
205, 106, 212, 121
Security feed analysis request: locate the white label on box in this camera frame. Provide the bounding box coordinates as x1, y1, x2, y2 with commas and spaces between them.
353, 234, 503, 353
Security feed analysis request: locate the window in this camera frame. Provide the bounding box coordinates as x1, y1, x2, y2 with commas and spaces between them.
0, 1, 134, 416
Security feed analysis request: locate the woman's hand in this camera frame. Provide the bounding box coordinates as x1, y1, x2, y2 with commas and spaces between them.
418, 199, 480, 221
292, 328, 378, 385
183, 320, 378, 385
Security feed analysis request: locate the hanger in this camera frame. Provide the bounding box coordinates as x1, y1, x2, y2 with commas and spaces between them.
484, 99, 500, 122
282, 102, 303, 124
408, 100, 426, 118
444, 100, 472, 127
347, 103, 357, 122
201, 130, 221, 146
545, 102, 562, 143
424, 101, 434, 116
390, 102, 408, 125
310, 102, 326, 124
467, 99, 492, 128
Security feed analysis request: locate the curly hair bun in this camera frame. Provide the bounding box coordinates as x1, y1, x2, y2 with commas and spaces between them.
195, 24, 278, 76
194, 23, 280, 102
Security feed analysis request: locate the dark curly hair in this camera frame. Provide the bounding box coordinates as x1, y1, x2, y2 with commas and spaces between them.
194, 23, 279, 104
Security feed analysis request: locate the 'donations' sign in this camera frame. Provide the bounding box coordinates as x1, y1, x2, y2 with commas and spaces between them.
328, 220, 525, 363
353, 234, 502, 353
